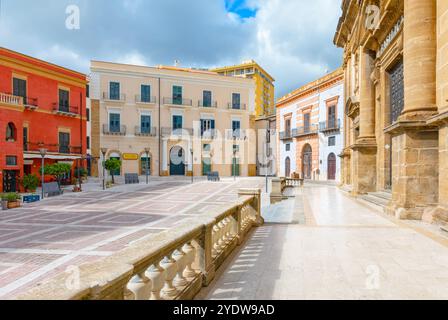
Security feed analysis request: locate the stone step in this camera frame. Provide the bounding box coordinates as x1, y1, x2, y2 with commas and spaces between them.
360, 193, 390, 208
369, 191, 392, 201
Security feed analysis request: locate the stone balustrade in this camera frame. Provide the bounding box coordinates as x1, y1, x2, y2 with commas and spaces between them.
0, 92, 22, 106
17, 188, 263, 300
270, 177, 303, 203
285, 178, 304, 188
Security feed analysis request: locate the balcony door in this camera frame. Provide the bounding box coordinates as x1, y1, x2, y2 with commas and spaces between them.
327, 105, 336, 129
59, 132, 70, 154
302, 144, 312, 179
59, 89, 69, 112
173, 86, 183, 105
110, 113, 121, 133
13, 78, 27, 103
303, 113, 310, 133
141, 115, 151, 134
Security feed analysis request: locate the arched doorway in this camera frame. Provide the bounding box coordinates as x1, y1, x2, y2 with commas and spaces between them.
170, 146, 185, 176
327, 153, 336, 180
302, 144, 312, 179
285, 157, 291, 178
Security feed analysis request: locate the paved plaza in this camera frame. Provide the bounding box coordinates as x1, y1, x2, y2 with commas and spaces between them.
197, 184, 448, 300
0, 178, 266, 299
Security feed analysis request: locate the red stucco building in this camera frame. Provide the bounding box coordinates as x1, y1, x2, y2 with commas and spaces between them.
0, 47, 88, 193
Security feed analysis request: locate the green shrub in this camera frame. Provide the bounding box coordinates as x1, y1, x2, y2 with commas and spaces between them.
74, 167, 88, 178
104, 158, 122, 184
1, 193, 21, 202
41, 163, 72, 187
21, 174, 39, 192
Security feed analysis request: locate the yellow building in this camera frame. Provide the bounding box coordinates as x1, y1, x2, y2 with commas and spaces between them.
211, 60, 275, 118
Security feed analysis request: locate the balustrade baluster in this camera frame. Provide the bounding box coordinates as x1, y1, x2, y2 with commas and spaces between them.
160, 254, 178, 299
147, 262, 165, 300
173, 248, 188, 287
183, 242, 197, 278
126, 273, 151, 300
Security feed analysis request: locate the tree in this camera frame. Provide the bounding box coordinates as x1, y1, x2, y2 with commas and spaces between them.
104, 158, 121, 184
21, 174, 39, 192
42, 163, 72, 188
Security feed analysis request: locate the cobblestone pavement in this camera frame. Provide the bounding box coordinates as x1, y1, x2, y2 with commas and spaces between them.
197, 184, 448, 300
0, 178, 266, 299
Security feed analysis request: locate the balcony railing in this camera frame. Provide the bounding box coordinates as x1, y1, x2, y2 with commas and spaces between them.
52, 103, 79, 116
163, 97, 193, 106
227, 129, 248, 140
135, 126, 157, 137
103, 124, 126, 136
162, 127, 194, 137
293, 124, 319, 137
0, 92, 22, 106
279, 130, 294, 140
198, 100, 218, 108
227, 103, 247, 110
319, 119, 341, 133
103, 92, 126, 102
24, 142, 82, 154
18, 189, 263, 300
201, 129, 218, 140
23, 97, 39, 109
135, 95, 156, 104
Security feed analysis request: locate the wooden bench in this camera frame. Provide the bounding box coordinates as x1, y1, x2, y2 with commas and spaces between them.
207, 172, 220, 182
125, 173, 140, 185
43, 182, 63, 197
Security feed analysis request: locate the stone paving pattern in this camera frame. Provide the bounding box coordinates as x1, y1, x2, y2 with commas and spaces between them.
0, 178, 265, 299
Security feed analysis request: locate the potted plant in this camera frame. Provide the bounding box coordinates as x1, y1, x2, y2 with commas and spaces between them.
1, 194, 8, 211
21, 174, 39, 193
3, 193, 21, 209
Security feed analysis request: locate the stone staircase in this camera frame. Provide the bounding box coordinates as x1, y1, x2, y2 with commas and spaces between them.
360, 191, 392, 209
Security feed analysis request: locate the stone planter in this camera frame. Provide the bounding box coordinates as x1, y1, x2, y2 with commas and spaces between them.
7, 200, 21, 209
1, 200, 8, 211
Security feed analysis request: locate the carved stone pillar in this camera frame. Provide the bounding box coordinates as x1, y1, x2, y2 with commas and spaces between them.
358, 47, 376, 142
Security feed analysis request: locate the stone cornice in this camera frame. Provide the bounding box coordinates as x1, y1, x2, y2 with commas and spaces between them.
383, 120, 439, 135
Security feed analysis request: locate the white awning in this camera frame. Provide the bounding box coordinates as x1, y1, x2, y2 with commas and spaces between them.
24, 153, 82, 160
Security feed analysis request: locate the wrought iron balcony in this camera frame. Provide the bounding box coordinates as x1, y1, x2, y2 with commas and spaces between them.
103, 124, 126, 136
162, 127, 193, 137
227, 103, 247, 110
135, 95, 156, 104
163, 97, 193, 106
227, 129, 247, 140
201, 129, 218, 140
319, 119, 341, 133
52, 103, 79, 116
135, 126, 157, 137
293, 124, 319, 137
22, 96, 39, 109
102, 92, 126, 102
279, 130, 294, 140
198, 100, 218, 108
24, 142, 82, 154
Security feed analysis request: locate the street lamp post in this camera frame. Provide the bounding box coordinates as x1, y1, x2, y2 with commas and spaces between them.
144, 147, 150, 184
101, 148, 108, 190
79, 155, 86, 192
39, 148, 47, 200
190, 148, 193, 184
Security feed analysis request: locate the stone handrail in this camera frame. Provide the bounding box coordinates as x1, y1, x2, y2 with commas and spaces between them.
1, 92, 22, 106
18, 188, 263, 300
285, 178, 304, 188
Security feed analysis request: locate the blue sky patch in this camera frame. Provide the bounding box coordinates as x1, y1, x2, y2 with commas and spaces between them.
225, 0, 257, 18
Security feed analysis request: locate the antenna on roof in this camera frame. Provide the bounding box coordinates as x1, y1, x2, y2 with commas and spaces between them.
174, 60, 180, 67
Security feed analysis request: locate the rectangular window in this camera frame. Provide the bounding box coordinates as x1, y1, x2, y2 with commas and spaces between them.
328, 105, 336, 128
232, 93, 241, 109
86, 136, 90, 149
203, 90, 212, 107
86, 84, 90, 98
59, 132, 70, 154
172, 115, 183, 130
328, 136, 336, 146
200, 119, 215, 135
303, 113, 310, 132
232, 120, 241, 137
285, 119, 291, 133
203, 144, 211, 152
86, 108, 90, 122
173, 86, 182, 105
6, 156, 17, 166
141, 115, 151, 134
59, 89, 69, 112
286, 144, 291, 151
23, 127, 28, 151
109, 113, 121, 133
13, 78, 27, 102
110, 82, 120, 100
233, 144, 240, 153
141, 85, 151, 103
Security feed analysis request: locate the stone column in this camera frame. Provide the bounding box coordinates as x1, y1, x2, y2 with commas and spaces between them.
161, 139, 168, 176
401, 0, 437, 119
358, 47, 376, 142
386, 1, 438, 220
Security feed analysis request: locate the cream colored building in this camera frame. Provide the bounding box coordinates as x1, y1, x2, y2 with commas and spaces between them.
89, 61, 257, 178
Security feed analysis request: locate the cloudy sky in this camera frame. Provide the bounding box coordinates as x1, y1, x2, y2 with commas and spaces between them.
0, 0, 343, 99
